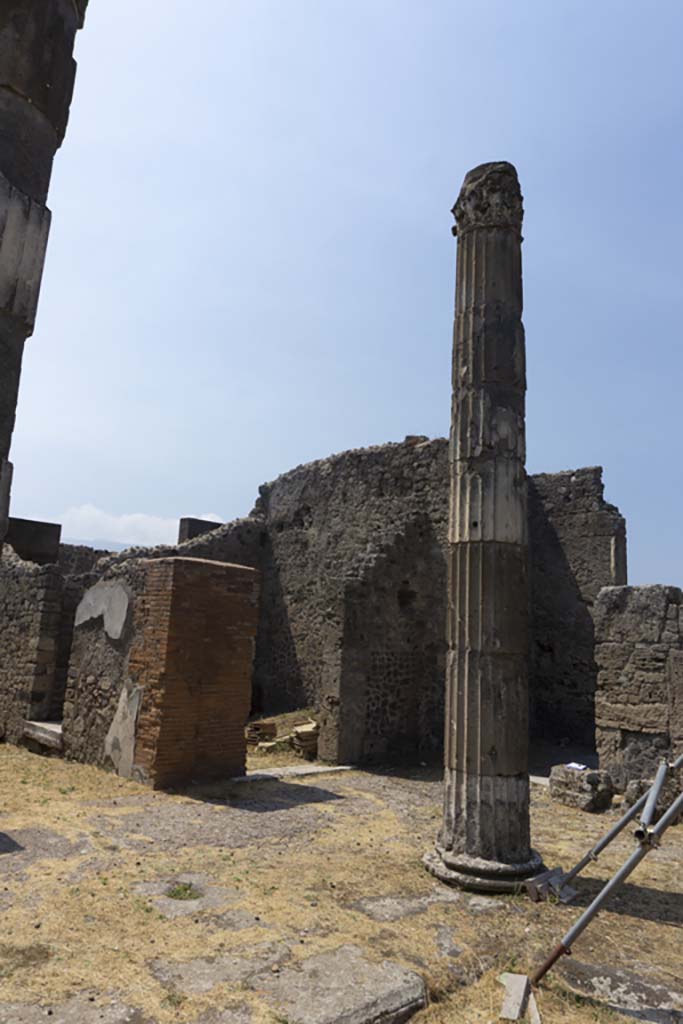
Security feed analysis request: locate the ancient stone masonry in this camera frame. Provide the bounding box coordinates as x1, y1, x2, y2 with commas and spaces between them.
425, 162, 540, 891
0, 545, 62, 742
64, 557, 260, 786
90, 446, 625, 765
594, 585, 683, 790
0, 453, 626, 766
529, 468, 626, 744
0, 1, 87, 548
62, 559, 146, 769
58, 541, 113, 576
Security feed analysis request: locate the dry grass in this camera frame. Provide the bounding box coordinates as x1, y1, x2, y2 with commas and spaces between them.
0, 743, 681, 1023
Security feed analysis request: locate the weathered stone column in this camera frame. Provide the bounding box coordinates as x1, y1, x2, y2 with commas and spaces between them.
0, 1, 88, 548
425, 162, 542, 892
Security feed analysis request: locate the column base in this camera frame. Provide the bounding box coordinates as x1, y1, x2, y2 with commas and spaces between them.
424, 844, 544, 894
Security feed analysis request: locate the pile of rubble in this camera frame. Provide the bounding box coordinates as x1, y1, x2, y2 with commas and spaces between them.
246, 717, 320, 760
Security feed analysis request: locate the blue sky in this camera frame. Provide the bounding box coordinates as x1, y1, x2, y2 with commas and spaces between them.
9, 0, 683, 581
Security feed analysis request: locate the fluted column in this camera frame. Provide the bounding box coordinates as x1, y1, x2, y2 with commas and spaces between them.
425, 162, 541, 892
0, 0, 88, 548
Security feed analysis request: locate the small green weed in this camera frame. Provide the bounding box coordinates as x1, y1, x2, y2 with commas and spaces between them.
166, 881, 203, 901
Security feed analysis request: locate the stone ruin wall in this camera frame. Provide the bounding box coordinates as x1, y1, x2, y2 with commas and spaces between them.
595, 585, 683, 790
64, 557, 259, 785
0, 438, 627, 767
63, 559, 147, 768
253, 441, 626, 761
98, 438, 625, 761
0, 542, 104, 741
529, 469, 628, 745
0, 546, 62, 741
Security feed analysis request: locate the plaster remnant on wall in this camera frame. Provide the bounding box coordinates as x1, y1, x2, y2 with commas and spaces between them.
104, 684, 143, 778
75, 580, 131, 640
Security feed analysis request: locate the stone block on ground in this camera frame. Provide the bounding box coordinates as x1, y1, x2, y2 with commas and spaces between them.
0, 996, 150, 1023
559, 960, 683, 1022
249, 944, 427, 1024
498, 972, 530, 1020
151, 942, 290, 995
549, 764, 613, 812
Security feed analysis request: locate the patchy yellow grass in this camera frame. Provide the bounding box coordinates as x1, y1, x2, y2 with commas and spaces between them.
0, 744, 681, 1024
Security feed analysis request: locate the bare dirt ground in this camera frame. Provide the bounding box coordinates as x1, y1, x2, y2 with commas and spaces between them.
0, 744, 681, 1024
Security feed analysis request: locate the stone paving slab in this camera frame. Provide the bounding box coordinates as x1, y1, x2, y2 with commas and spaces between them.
150, 942, 291, 995
559, 960, 683, 1024
0, 997, 150, 1024
249, 944, 427, 1024
132, 872, 239, 919
353, 886, 460, 921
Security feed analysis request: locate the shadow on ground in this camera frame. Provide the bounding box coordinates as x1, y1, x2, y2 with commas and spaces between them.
0, 833, 24, 856
570, 875, 683, 926
184, 780, 346, 813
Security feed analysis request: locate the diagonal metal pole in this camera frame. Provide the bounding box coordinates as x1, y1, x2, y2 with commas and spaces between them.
531, 781, 683, 986
559, 750, 683, 890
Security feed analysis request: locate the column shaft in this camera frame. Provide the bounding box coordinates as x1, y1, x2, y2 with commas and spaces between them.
0, 0, 87, 546
426, 162, 541, 892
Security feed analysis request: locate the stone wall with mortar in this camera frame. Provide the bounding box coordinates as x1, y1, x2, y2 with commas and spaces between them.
90, 439, 626, 763
58, 543, 113, 577
64, 557, 260, 785
0, 544, 62, 741
529, 468, 627, 744
63, 558, 148, 767
595, 585, 683, 789
0, 542, 105, 736
255, 442, 626, 761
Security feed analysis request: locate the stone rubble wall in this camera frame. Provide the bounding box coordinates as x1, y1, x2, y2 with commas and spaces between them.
0, 545, 62, 741
58, 543, 113, 577
595, 585, 683, 789
63, 557, 259, 785
529, 468, 627, 744
0, 440, 627, 765
52, 570, 99, 720
255, 442, 627, 760
63, 559, 146, 768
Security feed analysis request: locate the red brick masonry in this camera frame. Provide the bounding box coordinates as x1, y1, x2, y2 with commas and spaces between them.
130, 557, 259, 787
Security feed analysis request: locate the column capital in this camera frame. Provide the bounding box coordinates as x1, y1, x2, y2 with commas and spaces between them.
452, 161, 523, 237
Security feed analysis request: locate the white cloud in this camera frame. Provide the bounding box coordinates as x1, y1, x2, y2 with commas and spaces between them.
61, 504, 175, 547
59, 505, 226, 548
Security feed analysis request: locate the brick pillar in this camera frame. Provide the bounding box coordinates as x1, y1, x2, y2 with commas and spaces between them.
131, 558, 259, 788
0, 1, 88, 548
425, 162, 542, 892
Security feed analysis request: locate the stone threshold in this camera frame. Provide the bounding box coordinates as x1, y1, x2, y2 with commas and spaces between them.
23, 720, 63, 751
